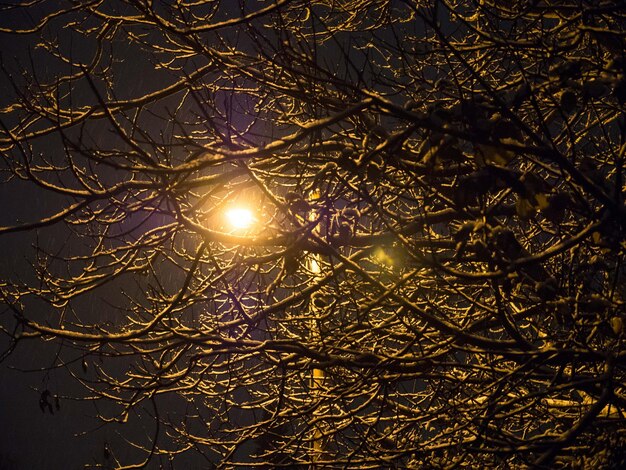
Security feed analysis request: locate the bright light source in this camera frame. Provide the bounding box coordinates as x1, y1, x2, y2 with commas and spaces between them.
225, 207, 255, 230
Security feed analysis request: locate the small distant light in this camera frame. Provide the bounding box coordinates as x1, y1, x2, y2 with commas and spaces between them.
225, 207, 254, 230
374, 247, 393, 267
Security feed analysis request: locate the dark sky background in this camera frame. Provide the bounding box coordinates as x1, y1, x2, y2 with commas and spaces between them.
0, 6, 199, 469
0, 14, 119, 470
0, 1, 275, 466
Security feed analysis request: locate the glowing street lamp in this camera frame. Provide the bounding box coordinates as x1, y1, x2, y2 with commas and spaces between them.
224, 207, 255, 231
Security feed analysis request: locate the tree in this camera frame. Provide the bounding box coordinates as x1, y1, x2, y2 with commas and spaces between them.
1, 0, 626, 467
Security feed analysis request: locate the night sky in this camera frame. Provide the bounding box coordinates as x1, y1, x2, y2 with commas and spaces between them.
0, 16, 121, 470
